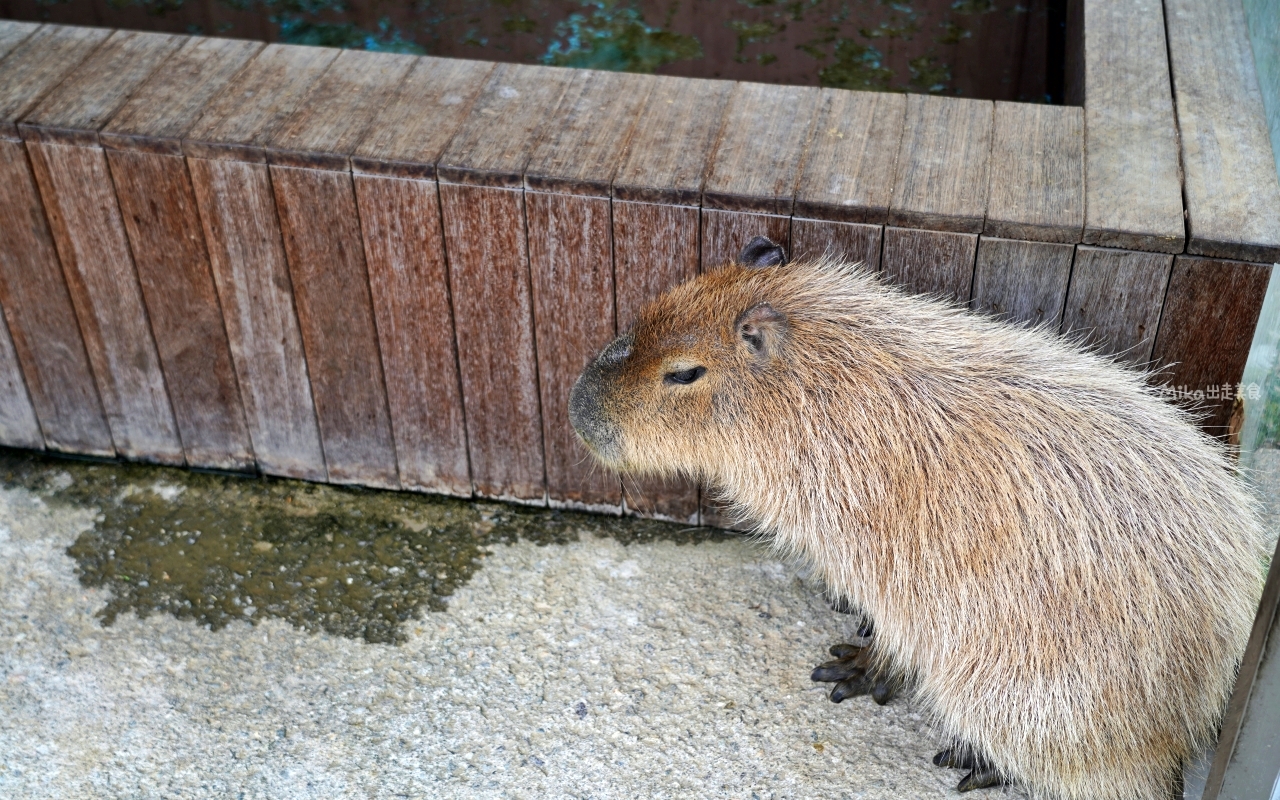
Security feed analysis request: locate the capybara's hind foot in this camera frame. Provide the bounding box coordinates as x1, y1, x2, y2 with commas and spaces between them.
934, 746, 1005, 793
810, 642, 902, 705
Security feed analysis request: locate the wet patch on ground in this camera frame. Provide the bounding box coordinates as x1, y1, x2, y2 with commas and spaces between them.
0, 448, 733, 644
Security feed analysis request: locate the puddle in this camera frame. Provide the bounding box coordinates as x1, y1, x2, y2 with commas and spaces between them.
0, 449, 731, 644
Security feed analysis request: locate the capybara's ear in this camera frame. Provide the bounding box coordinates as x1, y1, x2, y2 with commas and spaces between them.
736, 303, 787, 357
738, 236, 788, 268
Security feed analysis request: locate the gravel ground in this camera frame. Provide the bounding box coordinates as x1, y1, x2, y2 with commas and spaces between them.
0, 474, 1024, 800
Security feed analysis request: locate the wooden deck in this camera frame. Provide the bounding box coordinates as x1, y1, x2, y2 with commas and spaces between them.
0, 0, 1277, 526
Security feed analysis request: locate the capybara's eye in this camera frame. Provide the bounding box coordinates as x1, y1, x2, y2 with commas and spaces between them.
663, 366, 707, 385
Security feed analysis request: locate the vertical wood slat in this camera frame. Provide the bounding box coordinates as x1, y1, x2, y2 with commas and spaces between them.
699, 81, 820, 527
101, 36, 263, 471
701, 81, 821, 272
611, 74, 732, 523
20, 30, 188, 464
790, 219, 882, 270
970, 237, 1075, 327
0, 25, 113, 455
264, 49, 416, 489
881, 227, 978, 303
524, 69, 653, 511
1059, 245, 1172, 367
183, 43, 340, 480
351, 56, 492, 496
885, 94, 991, 304
787, 87, 903, 271
1151, 256, 1272, 435
986, 102, 1084, 244
1164, 0, 1280, 263
436, 63, 574, 503
1081, 0, 1184, 253
612, 201, 701, 523
189, 158, 325, 480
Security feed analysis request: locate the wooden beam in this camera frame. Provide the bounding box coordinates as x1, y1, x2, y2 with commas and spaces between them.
351, 56, 491, 496
986, 102, 1084, 244
1151, 256, 1271, 436
611, 74, 730, 523
970, 237, 1074, 327
21, 30, 187, 464
1060, 245, 1172, 367
794, 88, 904, 225
436, 63, 574, 502
101, 36, 262, 471
1081, 0, 1184, 253
183, 43, 338, 480
0, 20, 39, 62
264, 49, 414, 489
1165, 0, 1280, 263
524, 69, 652, 511
889, 94, 993, 234
0, 24, 112, 455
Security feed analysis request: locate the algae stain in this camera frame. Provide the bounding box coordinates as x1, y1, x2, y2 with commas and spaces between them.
0, 449, 730, 644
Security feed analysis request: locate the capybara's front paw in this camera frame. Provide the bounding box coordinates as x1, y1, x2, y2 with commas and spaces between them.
810, 642, 902, 705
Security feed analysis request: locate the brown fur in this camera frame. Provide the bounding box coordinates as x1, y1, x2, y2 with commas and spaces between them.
569, 257, 1267, 800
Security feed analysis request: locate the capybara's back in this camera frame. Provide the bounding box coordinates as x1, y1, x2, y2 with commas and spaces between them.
569, 249, 1267, 800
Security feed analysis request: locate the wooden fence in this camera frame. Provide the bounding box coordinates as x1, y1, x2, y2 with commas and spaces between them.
0, 0, 1277, 528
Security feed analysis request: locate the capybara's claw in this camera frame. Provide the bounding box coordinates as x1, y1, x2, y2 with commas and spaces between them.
933, 746, 975, 770
871, 673, 902, 705
828, 642, 862, 660
829, 673, 873, 702
935, 746, 1005, 792
956, 763, 1004, 792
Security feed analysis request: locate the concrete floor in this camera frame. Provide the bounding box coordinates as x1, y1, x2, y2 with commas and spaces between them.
1, 445, 1266, 799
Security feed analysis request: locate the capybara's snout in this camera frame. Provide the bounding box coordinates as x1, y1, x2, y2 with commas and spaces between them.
569, 333, 632, 463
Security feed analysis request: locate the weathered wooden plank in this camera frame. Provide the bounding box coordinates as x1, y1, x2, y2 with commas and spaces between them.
1082, 0, 1184, 253
793, 89, 905, 224
0, 309, 42, 449
1060, 245, 1172, 367
970, 237, 1074, 327
613, 199, 700, 524
880, 228, 978, 302
436, 62, 574, 188
354, 174, 471, 496
17, 29, 185, 146
439, 182, 545, 502
524, 70, 652, 196
108, 150, 254, 471
188, 156, 326, 480
270, 165, 399, 489
27, 141, 183, 463
523, 70, 655, 509
790, 219, 882, 270
701, 209, 791, 272
1151, 256, 1271, 435
0, 139, 111, 454
100, 36, 264, 156
526, 191, 619, 509
1165, 0, 1280, 263
183, 43, 340, 162
0, 20, 39, 63
986, 102, 1084, 244
351, 56, 493, 179
889, 94, 993, 234
267, 48, 415, 171
702, 81, 822, 215
612, 75, 732, 206
0, 24, 111, 140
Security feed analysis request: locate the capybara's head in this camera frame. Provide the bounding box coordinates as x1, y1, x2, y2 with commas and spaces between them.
569, 236, 802, 481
